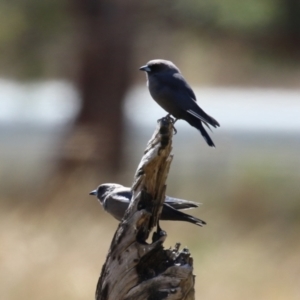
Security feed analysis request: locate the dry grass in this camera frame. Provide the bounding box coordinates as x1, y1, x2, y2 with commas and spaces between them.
1, 165, 300, 300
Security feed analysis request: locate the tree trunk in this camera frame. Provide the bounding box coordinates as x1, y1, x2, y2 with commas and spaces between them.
61, 0, 138, 174
282, 0, 300, 48
96, 117, 195, 300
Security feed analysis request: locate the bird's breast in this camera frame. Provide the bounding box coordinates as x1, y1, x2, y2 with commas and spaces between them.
148, 78, 184, 119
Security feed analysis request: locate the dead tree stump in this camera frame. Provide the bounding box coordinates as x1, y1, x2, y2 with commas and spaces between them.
95, 117, 195, 300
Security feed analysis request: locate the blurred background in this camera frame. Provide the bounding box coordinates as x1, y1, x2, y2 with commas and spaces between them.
1, 0, 300, 299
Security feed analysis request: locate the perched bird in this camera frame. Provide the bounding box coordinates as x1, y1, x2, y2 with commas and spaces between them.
139, 59, 220, 147
89, 183, 206, 227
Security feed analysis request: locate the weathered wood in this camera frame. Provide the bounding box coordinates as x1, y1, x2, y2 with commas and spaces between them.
96, 117, 195, 300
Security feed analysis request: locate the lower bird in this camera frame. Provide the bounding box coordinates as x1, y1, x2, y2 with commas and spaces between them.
139, 59, 220, 147
89, 183, 206, 227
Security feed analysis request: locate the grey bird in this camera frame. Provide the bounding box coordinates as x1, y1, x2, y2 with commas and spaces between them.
139, 59, 220, 147
89, 183, 206, 227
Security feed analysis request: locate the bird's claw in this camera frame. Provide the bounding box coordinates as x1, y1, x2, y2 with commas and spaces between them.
157, 115, 177, 134
172, 124, 177, 135
157, 114, 172, 122
152, 222, 166, 243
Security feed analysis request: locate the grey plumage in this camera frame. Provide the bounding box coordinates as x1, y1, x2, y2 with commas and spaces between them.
139, 59, 220, 147
89, 183, 206, 227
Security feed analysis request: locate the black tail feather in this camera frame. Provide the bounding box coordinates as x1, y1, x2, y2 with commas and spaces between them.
198, 123, 215, 147
186, 116, 216, 147
161, 204, 206, 227
193, 106, 220, 128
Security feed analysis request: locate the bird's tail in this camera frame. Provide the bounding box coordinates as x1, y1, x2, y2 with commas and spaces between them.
195, 106, 220, 128
161, 204, 206, 227
186, 116, 215, 147
198, 123, 215, 147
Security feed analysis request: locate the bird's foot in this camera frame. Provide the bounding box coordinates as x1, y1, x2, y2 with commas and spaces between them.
157, 114, 176, 122
157, 114, 170, 123
168, 116, 178, 134
172, 123, 177, 135
152, 222, 166, 243
157, 115, 178, 134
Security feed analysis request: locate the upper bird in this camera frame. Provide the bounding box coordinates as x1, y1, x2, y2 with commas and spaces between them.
89, 183, 206, 227
139, 59, 220, 147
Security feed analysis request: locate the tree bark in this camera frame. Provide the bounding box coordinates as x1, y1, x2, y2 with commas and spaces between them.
96, 117, 195, 300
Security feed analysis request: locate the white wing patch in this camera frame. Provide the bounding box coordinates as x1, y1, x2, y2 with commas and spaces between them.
187, 109, 213, 132
111, 193, 130, 203
187, 109, 207, 122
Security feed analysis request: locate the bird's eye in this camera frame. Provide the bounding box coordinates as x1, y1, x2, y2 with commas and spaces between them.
149, 64, 162, 72
98, 186, 107, 195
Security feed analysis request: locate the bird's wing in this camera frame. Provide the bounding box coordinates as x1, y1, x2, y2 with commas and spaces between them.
165, 195, 200, 210
186, 109, 212, 129
173, 73, 197, 102
170, 74, 220, 128
112, 190, 132, 202
104, 190, 131, 221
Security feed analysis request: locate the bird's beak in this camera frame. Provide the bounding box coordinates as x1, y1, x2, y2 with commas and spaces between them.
89, 190, 97, 196
139, 65, 151, 72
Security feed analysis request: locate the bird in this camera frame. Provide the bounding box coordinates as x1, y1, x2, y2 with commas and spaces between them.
139, 59, 220, 147
89, 183, 206, 227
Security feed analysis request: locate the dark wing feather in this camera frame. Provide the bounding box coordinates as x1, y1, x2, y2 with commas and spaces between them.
165, 195, 199, 210
169, 73, 220, 128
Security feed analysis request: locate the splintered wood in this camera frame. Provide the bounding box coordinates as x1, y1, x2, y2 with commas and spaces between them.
96, 117, 195, 300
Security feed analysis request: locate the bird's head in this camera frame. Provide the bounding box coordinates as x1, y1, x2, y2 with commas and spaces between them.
89, 183, 123, 204
139, 59, 180, 75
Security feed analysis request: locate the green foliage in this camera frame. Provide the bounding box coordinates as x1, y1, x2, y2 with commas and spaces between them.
215, 0, 279, 33
173, 0, 280, 33
0, 0, 293, 78
0, 0, 71, 78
